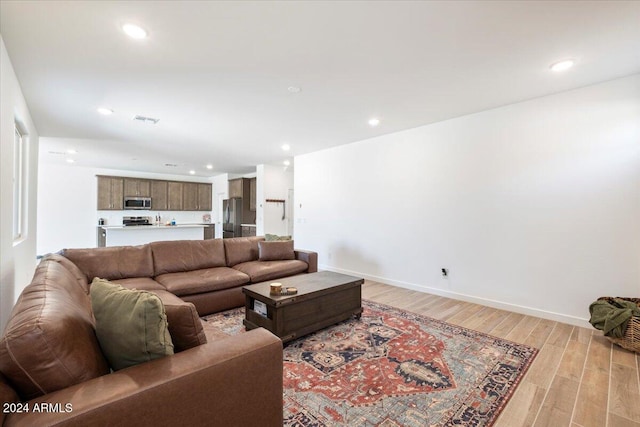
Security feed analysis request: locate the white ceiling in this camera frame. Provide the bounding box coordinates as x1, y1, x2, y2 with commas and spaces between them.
1, 1, 639, 177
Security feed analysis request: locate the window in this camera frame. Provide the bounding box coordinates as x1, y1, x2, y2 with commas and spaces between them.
13, 124, 27, 242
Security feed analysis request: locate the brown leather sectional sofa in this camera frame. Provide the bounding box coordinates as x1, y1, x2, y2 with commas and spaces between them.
0, 237, 318, 426
62, 236, 318, 315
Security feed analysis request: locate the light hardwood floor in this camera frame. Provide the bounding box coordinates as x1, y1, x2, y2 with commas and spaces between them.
362, 280, 640, 427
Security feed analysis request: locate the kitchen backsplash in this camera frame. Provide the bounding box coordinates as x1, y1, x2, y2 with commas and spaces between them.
97, 211, 211, 226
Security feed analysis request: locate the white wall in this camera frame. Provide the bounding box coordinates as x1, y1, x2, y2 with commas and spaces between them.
0, 38, 40, 331
294, 74, 640, 327
37, 161, 217, 254
257, 164, 293, 236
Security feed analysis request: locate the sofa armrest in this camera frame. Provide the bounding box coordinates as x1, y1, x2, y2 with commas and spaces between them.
4, 328, 283, 427
295, 249, 318, 273
0, 373, 20, 426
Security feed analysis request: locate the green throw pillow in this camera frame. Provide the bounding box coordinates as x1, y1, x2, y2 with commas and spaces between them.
265, 233, 292, 241
90, 278, 174, 371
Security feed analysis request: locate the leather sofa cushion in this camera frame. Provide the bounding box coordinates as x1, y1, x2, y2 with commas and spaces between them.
181, 288, 246, 317
155, 267, 250, 297
151, 290, 207, 352
258, 240, 295, 261
43, 253, 90, 293
233, 260, 308, 283
112, 277, 166, 291
223, 236, 265, 267
151, 239, 227, 275
90, 279, 174, 371
63, 244, 154, 281
0, 261, 110, 400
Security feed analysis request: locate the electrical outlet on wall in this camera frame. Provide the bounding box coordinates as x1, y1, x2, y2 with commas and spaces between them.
440, 268, 451, 289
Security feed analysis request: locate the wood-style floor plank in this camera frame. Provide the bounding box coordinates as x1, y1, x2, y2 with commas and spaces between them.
608, 413, 640, 427
532, 375, 580, 427
361, 280, 638, 427
490, 312, 526, 339
505, 315, 542, 345
473, 309, 511, 334
557, 340, 588, 382
445, 303, 486, 327
609, 362, 640, 422
524, 319, 556, 349
572, 365, 609, 427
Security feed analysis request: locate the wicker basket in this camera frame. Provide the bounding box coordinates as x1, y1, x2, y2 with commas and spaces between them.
597, 297, 640, 353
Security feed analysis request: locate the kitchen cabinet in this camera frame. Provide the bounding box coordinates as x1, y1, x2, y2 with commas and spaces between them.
167, 182, 184, 210
184, 183, 212, 211
183, 183, 198, 210
228, 179, 243, 198
203, 224, 215, 239
150, 180, 168, 210
229, 178, 256, 211
241, 226, 256, 237
249, 178, 256, 211
124, 178, 150, 197
97, 176, 124, 210
97, 175, 211, 211
197, 183, 212, 211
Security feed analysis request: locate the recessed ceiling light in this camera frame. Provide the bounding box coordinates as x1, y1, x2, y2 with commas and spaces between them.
368, 118, 380, 127
283, 160, 291, 166
97, 107, 113, 115
281, 144, 290, 151
122, 23, 147, 39
189, 170, 196, 175
206, 164, 213, 170
287, 86, 301, 93
66, 158, 75, 164
66, 149, 77, 154
550, 59, 575, 72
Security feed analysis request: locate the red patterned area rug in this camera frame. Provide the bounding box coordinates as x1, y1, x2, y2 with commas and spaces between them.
204, 300, 538, 427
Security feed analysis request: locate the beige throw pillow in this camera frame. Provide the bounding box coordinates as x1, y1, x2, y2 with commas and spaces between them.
258, 240, 295, 261
90, 278, 174, 371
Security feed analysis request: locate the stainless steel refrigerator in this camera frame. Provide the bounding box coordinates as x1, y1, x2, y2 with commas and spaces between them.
222, 198, 243, 238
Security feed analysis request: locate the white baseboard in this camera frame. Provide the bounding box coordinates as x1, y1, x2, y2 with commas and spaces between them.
320, 264, 592, 329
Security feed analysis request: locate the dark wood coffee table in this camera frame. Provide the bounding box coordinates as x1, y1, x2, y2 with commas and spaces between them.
242, 271, 364, 343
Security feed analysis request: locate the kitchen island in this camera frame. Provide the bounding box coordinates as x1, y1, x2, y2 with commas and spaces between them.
99, 224, 206, 247
240, 223, 257, 237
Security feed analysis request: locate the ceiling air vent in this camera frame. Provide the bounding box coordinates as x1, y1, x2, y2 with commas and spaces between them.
133, 115, 160, 124
164, 163, 178, 167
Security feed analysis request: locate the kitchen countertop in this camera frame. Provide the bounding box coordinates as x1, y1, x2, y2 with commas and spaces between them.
240, 224, 257, 227
101, 224, 207, 230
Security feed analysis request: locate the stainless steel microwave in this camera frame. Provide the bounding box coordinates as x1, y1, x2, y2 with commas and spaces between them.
124, 197, 151, 210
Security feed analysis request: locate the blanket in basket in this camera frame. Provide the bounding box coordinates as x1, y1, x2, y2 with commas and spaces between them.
589, 298, 640, 338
